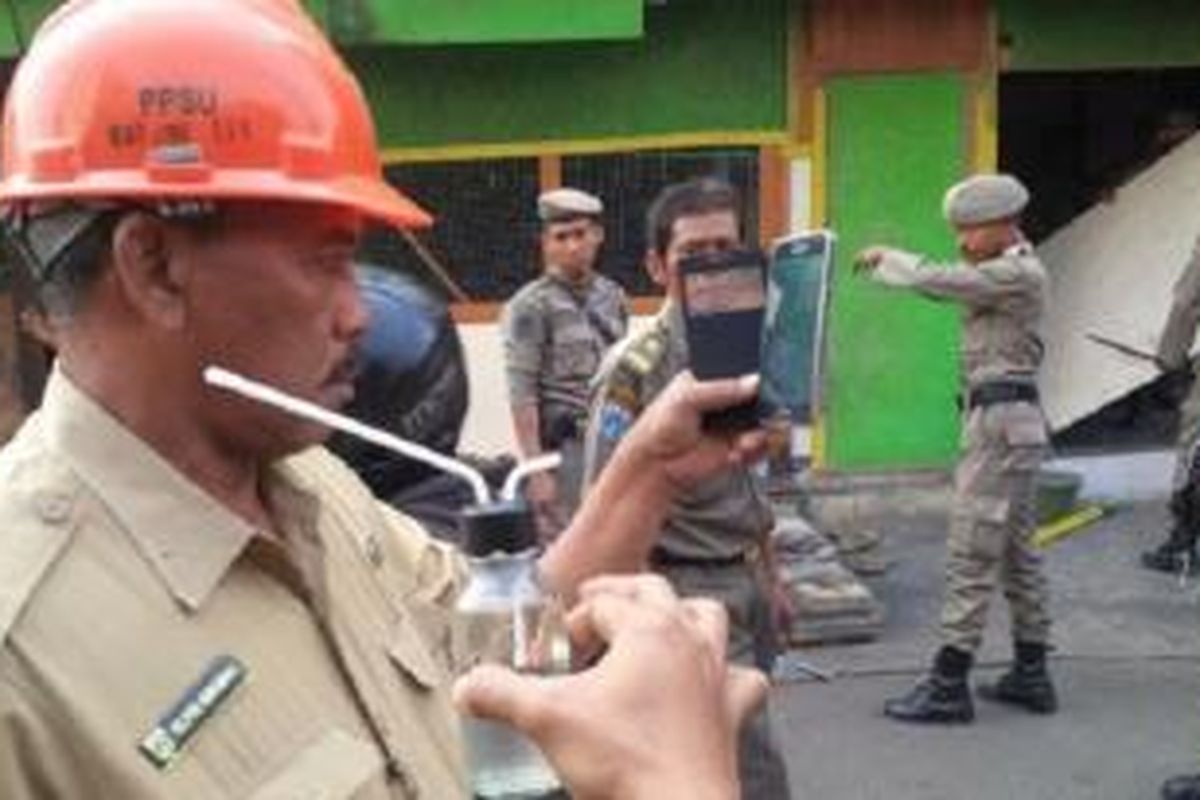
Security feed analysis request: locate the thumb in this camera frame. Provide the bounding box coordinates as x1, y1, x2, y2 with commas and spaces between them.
453, 663, 554, 735
725, 666, 770, 729
682, 372, 761, 413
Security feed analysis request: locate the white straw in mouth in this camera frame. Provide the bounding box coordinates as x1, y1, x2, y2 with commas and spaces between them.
203, 365, 492, 505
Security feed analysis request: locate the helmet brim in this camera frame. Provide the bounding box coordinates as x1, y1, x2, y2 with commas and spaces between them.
0, 170, 434, 230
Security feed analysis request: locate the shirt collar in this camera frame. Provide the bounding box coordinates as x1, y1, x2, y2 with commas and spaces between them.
545, 267, 594, 292
656, 299, 690, 359
41, 368, 264, 611
1003, 236, 1033, 258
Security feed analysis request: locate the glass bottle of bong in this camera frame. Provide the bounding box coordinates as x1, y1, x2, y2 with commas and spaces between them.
455, 500, 570, 799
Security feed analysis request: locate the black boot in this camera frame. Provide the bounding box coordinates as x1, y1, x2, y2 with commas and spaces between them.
1162, 774, 1200, 800
884, 646, 974, 724
977, 640, 1058, 714
1143, 487, 1200, 574
1143, 538, 1198, 573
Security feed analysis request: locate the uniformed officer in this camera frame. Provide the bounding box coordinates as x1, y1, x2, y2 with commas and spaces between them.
501, 188, 628, 540
1144, 239, 1200, 800
856, 173, 1057, 724
0, 2, 771, 797
582, 177, 792, 799
1141, 237, 1200, 575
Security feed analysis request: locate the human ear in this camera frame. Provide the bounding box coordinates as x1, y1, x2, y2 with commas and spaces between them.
644, 249, 669, 289
109, 212, 188, 330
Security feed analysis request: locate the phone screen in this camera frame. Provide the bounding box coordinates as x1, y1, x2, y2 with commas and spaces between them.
679, 249, 767, 430
683, 266, 767, 316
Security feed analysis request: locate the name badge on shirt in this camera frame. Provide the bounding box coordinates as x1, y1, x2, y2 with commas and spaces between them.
138, 655, 247, 769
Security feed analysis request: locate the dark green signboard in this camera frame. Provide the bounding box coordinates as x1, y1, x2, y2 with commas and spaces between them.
321, 0, 642, 45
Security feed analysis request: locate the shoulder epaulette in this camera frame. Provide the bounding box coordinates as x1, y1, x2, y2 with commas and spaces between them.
0, 458, 79, 643
616, 328, 667, 379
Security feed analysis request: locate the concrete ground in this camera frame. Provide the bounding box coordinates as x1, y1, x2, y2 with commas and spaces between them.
770, 499, 1200, 800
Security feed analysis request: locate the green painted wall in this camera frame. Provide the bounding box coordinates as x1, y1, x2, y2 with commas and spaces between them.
824, 74, 964, 470
998, 0, 1200, 71
345, 0, 788, 150
0, 1, 60, 57
319, 0, 642, 45
0, 3, 785, 154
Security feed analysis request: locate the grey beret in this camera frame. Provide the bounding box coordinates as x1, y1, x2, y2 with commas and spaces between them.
942, 174, 1029, 226
537, 187, 603, 222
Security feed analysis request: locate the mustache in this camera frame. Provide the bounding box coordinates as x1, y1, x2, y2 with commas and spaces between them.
327, 352, 360, 386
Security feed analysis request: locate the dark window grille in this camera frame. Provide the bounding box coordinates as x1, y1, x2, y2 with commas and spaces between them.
357, 147, 760, 302
563, 147, 760, 296
358, 158, 540, 302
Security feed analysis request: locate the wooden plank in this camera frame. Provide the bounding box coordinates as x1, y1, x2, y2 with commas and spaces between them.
758, 146, 790, 246
538, 154, 562, 192
450, 295, 664, 324
811, 0, 989, 75
0, 292, 26, 443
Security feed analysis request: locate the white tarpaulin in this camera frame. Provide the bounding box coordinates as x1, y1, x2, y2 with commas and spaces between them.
1039, 133, 1200, 431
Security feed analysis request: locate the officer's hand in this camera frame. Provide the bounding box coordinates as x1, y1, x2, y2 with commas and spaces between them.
1159, 365, 1196, 406
853, 246, 885, 274
622, 371, 767, 491
454, 574, 765, 800
768, 574, 796, 635
526, 472, 562, 539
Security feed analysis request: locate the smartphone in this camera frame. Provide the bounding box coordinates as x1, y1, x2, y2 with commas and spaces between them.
678, 247, 768, 431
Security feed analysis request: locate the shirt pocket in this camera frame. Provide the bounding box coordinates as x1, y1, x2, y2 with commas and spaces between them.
387, 618, 447, 691
998, 404, 1048, 448
551, 338, 596, 378
250, 728, 385, 800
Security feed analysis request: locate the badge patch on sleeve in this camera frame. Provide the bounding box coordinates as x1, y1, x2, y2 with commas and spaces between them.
138, 655, 247, 769
598, 403, 633, 443
513, 311, 538, 342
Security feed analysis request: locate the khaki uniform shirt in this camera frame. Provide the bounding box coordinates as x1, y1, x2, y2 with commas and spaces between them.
0, 371, 469, 799
1158, 238, 1200, 370
501, 271, 627, 443
581, 302, 773, 561
873, 243, 1047, 388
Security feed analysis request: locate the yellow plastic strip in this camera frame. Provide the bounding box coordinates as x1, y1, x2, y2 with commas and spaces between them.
972, 77, 998, 171
809, 412, 827, 470
808, 86, 829, 468
1032, 504, 1107, 550
810, 86, 828, 228
380, 130, 790, 164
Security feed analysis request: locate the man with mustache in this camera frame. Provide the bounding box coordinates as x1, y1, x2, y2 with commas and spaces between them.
0, 1, 769, 797
502, 188, 628, 541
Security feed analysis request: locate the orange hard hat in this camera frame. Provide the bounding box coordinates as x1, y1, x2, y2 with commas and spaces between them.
0, 0, 431, 228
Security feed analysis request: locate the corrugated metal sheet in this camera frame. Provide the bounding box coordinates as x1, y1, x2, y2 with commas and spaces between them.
1038, 133, 1200, 431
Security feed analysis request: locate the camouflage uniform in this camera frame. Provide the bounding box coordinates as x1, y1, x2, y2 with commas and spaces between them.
582, 302, 791, 800
501, 271, 627, 530
871, 242, 1051, 653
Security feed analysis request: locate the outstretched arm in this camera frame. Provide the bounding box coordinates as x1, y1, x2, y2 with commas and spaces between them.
856, 246, 1038, 307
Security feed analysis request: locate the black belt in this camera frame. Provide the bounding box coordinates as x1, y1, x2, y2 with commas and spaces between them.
541, 413, 582, 449
650, 548, 747, 568
968, 382, 1039, 410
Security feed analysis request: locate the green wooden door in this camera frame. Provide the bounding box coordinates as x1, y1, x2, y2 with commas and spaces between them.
823, 74, 966, 470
